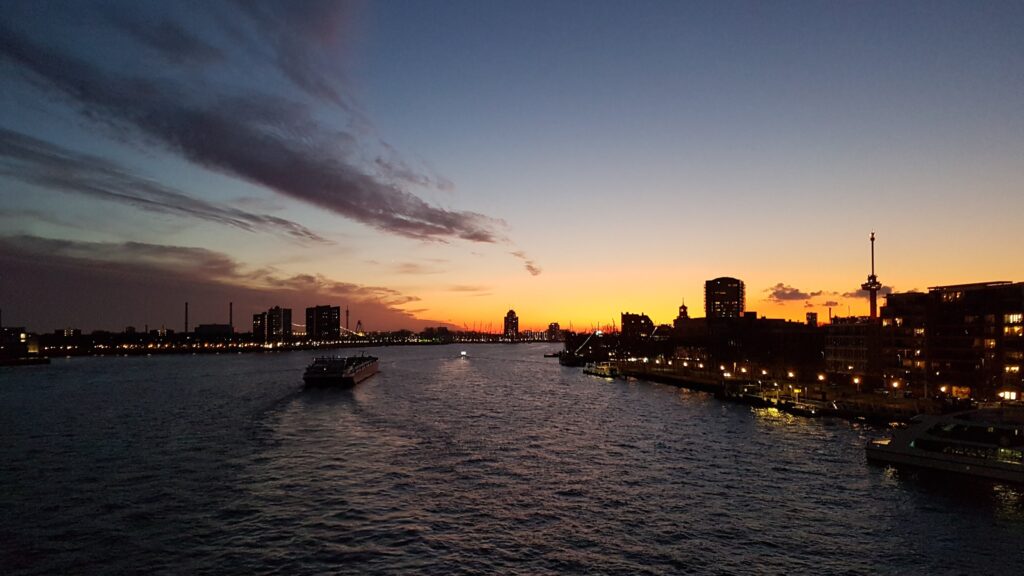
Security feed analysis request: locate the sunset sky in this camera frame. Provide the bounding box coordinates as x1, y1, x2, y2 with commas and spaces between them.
2, 1, 1023, 333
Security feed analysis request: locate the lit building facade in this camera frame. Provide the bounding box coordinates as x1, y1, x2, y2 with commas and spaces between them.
925, 282, 1024, 400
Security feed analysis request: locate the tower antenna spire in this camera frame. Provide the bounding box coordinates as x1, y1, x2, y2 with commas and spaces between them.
861, 232, 882, 320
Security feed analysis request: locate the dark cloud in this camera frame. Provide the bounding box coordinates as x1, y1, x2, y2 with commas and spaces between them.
0, 128, 327, 243
765, 283, 822, 302
823, 300, 840, 307
510, 250, 543, 276
0, 17, 504, 244
842, 286, 895, 299
108, 15, 223, 66
0, 234, 439, 332
229, 0, 356, 111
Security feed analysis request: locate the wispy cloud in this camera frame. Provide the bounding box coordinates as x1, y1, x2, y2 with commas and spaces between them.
0, 13, 504, 244
107, 14, 223, 66
510, 250, 542, 276
0, 128, 326, 243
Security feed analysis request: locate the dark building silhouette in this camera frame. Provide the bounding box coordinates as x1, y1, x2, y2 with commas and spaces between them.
825, 317, 880, 387
252, 312, 267, 343
195, 324, 232, 338
705, 277, 745, 320
547, 322, 562, 341
924, 282, 1024, 400
621, 312, 654, 340
252, 307, 291, 343
267, 306, 292, 342
504, 309, 519, 341
306, 305, 341, 341
0, 326, 29, 358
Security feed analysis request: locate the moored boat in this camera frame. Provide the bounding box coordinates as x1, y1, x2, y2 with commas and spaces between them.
866, 405, 1024, 484
303, 355, 379, 387
583, 361, 619, 378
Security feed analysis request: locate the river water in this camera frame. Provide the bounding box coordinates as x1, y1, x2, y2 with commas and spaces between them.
2, 343, 1022, 574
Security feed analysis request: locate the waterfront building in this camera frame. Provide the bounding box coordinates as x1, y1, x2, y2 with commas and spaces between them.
305, 305, 341, 341
504, 309, 519, 341
925, 282, 1024, 400
880, 292, 929, 396
194, 324, 232, 338
547, 322, 562, 342
252, 313, 266, 343
0, 326, 29, 358
705, 277, 745, 320
267, 307, 292, 343
621, 312, 654, 340
825, 317, 880, 388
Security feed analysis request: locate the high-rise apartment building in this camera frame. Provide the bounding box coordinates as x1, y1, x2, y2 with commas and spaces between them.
504, 309, 519, 341
705, 277, 745, 320
305, 305, 341, 341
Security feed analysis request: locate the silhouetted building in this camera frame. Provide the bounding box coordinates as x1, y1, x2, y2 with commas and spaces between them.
547, 322, 562, 341
504, 309, 519, 341
252, 313, 267, 343
806, 312, 818, 327
0, 327, 29, 358
420, 326, 453, 343
195, 324, 232, 338
267, 306, 292, 343
825, 317, 881, 388
925, 282, 1024, 400
621, 312, 654, 340
306, 305, 341, 341
705, 277, 745, 320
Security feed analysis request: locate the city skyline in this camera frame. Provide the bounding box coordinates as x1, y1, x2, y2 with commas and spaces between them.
3, 1, 1024, 332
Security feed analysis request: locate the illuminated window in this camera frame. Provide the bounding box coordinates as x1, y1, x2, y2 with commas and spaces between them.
1005, 326, 1024, 337
1006, 365, 1021, 374
1006, 313, 1023, 325
942, 291, 963, 302
913, 328, 925, 337
984, 339, 997, 349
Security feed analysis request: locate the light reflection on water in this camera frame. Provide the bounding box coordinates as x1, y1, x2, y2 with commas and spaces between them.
1, 344, 1023, 574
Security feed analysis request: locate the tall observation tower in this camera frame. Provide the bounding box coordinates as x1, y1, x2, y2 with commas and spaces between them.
861, 232, 882, 319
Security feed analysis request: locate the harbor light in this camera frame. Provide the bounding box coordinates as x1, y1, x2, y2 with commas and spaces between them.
787, 371, 795, 378
892, 381, 900, 389
817, 374, 825, 381
853, 377, 861, 385
940, 385, 948, 393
